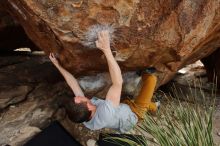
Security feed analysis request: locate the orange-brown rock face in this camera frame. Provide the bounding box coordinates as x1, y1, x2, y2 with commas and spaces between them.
1, 0, 220, 85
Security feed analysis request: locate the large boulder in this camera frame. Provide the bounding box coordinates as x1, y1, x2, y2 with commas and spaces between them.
1, 0, 220, 85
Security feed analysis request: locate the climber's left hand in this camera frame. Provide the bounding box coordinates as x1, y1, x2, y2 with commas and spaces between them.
49, 53, 59, 66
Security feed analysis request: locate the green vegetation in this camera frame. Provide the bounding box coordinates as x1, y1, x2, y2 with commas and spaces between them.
137, 99, 215, 146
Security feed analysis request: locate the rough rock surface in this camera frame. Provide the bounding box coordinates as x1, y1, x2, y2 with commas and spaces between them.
0, 82, 66, 146
1, 0, 220, 85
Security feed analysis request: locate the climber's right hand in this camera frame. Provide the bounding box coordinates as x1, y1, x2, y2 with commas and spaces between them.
95, 30, 111, 53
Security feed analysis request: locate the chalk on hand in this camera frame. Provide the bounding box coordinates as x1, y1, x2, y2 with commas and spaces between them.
81, 24, 115, 49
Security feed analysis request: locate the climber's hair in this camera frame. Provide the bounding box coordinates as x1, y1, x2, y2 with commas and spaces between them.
64, 97, 91, 123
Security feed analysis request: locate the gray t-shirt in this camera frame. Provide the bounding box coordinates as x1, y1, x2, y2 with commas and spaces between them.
83, 97, 138, 133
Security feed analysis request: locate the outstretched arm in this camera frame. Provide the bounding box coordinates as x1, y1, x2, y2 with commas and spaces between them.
96, 31, 123, 107
49, 53, 84, 97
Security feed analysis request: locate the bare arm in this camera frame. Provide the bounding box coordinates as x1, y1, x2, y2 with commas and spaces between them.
49, 53, 84, 97
96, 31, 123, 107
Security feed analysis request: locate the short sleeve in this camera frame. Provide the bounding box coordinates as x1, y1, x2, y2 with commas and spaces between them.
96, 99, 116, 122
83, 99, 116, 130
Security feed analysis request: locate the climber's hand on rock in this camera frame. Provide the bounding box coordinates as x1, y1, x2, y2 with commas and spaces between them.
49, 53, 59, 66
95, 30, 111, 53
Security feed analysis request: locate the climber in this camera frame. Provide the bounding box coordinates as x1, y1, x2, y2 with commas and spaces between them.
49, 30, 159, 133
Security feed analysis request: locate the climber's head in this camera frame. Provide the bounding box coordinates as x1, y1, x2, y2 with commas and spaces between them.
65, 96, 94, 123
